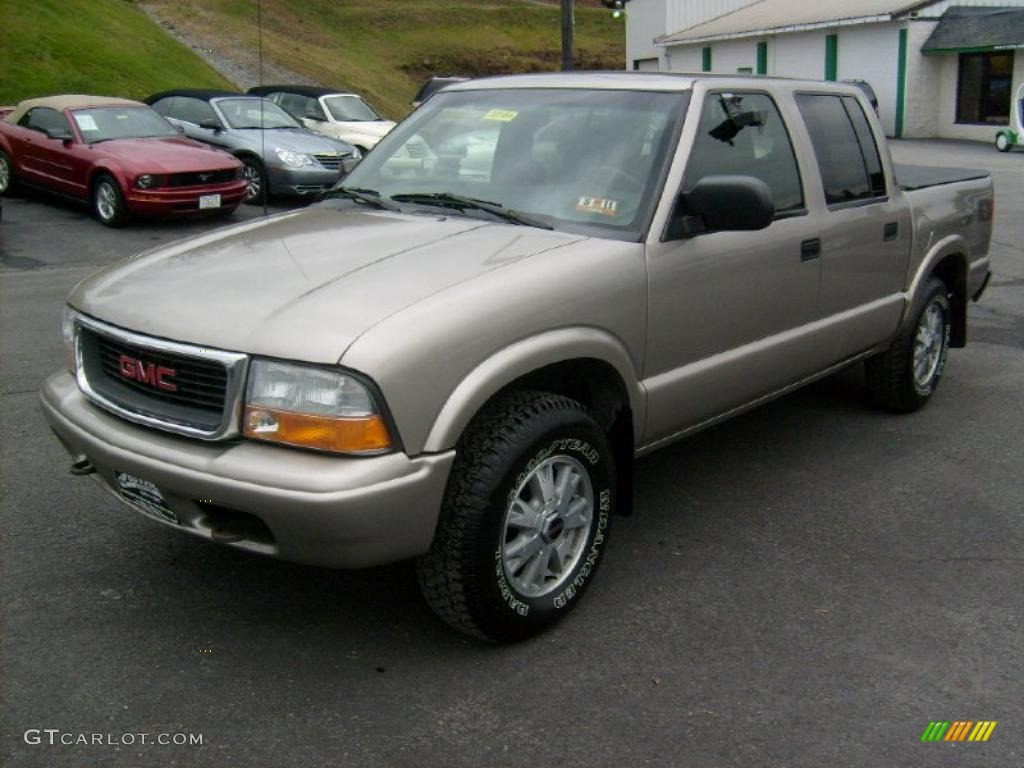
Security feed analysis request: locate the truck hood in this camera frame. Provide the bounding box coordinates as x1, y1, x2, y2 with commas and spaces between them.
69, 205, 584, 363
92, 137, 239, 173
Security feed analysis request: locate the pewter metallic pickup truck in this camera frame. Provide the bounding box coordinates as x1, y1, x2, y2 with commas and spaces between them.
42, 74, 993, 641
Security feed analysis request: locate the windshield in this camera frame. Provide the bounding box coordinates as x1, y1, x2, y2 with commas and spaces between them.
71, 106, 178, 143
341, 88, 687, 238
324, 95, 381, 122
216, 98, 301, 129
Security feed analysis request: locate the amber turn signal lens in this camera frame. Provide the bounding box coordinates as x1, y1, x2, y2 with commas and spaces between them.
243, 406, 391, 454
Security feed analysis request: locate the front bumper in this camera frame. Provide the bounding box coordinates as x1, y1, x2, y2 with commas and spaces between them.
40, 371, 454, 568
268, 164, 351, 197
125, 181, 248, 216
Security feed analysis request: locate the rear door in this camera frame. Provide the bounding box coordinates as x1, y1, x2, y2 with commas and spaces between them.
793, 93, 910, 362
643, 89, 823, 445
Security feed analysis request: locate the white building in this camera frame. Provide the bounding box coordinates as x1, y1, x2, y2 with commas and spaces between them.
626, 0, 1024, 140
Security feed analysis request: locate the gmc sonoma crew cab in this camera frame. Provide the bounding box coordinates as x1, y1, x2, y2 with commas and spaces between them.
42, 74, 993, 641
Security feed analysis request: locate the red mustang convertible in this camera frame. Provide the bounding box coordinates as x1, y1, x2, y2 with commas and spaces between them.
0, 95, 247, 226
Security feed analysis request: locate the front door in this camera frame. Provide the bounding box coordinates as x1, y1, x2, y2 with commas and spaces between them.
643, 90, 823, 446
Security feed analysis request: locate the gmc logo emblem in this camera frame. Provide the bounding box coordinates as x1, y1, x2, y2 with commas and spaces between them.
118, 354, 177, 392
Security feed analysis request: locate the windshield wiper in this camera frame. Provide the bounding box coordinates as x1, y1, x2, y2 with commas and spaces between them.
389, 192, 553, 230
324, 186, 401, 211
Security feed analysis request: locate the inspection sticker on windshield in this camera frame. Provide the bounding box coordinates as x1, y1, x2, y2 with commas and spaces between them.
576, 196, 618, 217
483, 109, 518, 122
73, 114, 98, 131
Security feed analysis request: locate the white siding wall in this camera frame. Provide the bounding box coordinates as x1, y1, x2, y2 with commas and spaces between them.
770, 31, 826, 78
626, 0, 669, 68
665, 45, 705, 73
627, 0, 758, 69
835, 23, 901, 135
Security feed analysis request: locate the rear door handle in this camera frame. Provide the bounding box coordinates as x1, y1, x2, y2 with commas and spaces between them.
800, 238, 821, 262
883, 222, 899, 241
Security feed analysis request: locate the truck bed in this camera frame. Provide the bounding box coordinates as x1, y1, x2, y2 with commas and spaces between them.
895, 164, 990, 191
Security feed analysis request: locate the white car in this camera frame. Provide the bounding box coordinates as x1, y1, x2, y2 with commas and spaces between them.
249, 85, 395, 152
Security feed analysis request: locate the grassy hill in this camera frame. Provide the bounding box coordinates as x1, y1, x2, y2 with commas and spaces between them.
2, 0, 625, 118
0, 0, 233, 105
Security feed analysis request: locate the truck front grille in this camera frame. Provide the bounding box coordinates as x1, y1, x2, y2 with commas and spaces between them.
75, 316, 248, 440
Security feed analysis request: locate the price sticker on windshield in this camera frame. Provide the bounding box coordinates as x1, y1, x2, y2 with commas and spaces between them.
576, 196, 619, 217
483, 109, 518, 122
73, 114, 98, 131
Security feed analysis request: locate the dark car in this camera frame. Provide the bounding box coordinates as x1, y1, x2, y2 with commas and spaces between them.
411, 76, 470, 109
842, 79, 879, 114
146, 89, 359, 204
0, 95, 246, 226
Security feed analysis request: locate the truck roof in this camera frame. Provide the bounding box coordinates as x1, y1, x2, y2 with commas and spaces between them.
442, 71, 862, 94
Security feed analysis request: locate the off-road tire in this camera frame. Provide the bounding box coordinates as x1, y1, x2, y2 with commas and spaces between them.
417, 391, 616, 642
865, 276, 951, 412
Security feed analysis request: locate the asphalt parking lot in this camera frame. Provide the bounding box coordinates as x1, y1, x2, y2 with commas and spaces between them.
1, 140, 1021, 767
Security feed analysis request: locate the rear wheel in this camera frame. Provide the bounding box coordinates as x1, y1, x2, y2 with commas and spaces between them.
0, 150, 16, 195
995, 132, 1013, 152
92, 174, 127, 227
241, 157, 267, 205
417, 391, 615, 642
866, 277, 951, 412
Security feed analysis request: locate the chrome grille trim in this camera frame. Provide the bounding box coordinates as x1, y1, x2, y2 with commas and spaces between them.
74, 313, 249, 440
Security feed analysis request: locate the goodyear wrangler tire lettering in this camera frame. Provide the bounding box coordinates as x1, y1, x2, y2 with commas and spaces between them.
416, 390, 616, 642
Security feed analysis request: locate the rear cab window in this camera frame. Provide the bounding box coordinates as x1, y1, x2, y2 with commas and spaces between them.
795, 93, 887, 207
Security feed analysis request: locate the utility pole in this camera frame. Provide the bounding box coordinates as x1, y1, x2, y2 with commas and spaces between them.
561, 0, 574, 71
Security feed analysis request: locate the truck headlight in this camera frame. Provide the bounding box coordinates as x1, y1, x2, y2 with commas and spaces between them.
243, 360, 391, 454
274, 148, 315, 168
62, 306, 78, 374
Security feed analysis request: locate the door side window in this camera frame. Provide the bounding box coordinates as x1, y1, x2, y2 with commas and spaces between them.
19, 107, 71, 135
796, 93, 886, 206
683, 92, 804, 215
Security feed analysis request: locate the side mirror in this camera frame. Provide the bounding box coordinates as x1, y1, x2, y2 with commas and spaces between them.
198, 118, 222, 132
44, 127, 74, 143
666, 175, 775, 239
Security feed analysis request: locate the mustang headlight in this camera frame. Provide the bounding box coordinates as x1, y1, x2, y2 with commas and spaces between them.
62, 306, 78, 374
135, 174, 157, 189
243, 360, 391, 454
274, 148, 315, 168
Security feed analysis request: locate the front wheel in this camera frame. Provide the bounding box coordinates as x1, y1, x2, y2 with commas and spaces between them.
866, 276, 951, 412
241, 157, 267, 205
417, 391, 616, 642
0, 150, 16, 195
92, 174, 128, 227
